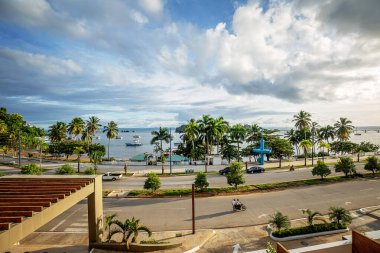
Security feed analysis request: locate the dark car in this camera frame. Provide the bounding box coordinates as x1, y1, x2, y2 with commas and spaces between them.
246, 166, 265, 174
219, 167, 230, 175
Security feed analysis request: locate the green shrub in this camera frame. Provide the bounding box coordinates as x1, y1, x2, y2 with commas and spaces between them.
312, 160, 331, 179
21, 163, 42, 175
0, 172, 5, 177
272, 223, 346, 238
162, 189, 192, 195
84, 168, 96, 175
144, 172, 161, 191
194, 172, 209, 191
226, 162, 245, 188
56, 164, 76, 175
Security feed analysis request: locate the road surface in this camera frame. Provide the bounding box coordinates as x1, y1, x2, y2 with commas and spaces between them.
40, 177, 380, 232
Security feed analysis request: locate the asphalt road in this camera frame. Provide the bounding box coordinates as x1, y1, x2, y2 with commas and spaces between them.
40, 177, 380, 232
102, 164, 367, 190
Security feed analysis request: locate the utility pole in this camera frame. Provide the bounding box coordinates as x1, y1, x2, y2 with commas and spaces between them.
192, 184, 195, 234
18, 129, 21, 168
169, 128, 172, 176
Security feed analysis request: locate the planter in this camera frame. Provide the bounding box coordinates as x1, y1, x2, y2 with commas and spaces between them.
91, 241, 182, 252
270, 228, 349, 242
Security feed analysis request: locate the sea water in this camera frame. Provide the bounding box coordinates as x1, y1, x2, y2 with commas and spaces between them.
93, 127, 380, 160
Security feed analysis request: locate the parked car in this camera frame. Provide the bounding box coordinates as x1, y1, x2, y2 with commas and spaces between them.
219, 167, 230, 175
246, 166, 265, 174
102, 172, 123, 181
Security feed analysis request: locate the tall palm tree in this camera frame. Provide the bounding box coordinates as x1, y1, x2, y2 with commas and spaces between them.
285, 128, 299, 158
318, 125, 335, 144
103, 121, 118, 160
334, 117, 354, 141
292, 110, 312, 138
48, 121, 67, 143
197, 115, 213, 173
150, 127, 171, 174
299, 139, 312, 166
83, 116, 101, 143
68, 117, 85, 140
183, 119, 199, 161
246, 123, 262, 144
229, 124, 247, 161
212, 116, 229, 153
310, 122, 320, 166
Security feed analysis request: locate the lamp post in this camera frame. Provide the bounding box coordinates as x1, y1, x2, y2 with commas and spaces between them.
18, 129, 21, 168
169, 128, 172, 176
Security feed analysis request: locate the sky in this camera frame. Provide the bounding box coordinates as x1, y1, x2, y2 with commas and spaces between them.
0, 0, 380, 129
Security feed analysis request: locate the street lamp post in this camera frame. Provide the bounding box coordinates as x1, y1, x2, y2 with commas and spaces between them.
18, 129, 21, 168
169, 128, 172, 176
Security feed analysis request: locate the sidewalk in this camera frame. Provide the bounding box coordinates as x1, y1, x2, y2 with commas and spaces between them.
9, 206, 380, 253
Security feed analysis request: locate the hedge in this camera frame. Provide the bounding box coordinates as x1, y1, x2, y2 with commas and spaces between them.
272, 222, 346, 238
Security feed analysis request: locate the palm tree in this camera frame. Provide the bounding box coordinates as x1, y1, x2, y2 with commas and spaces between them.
127, 217, 152, 243
68, 117, 85, 140
285, 128, 299, 158
269, 211, 290, 231
293, 110, 312, 133
212, 116, 229, 153
48, 122, 67, 143
103, 121, 118, 160
318, 125, 335, 144
104, 213, 117, 242
328, 207, 352, 226
334, 117, 354, 141
302, 209, 321, 226
150, 127, 171, 174
73, 146, 85, 173
318, 142, 330, 161
83, 116, 101, 143
246, 124, 262, 144
91, 150, 102, 173
310, 122, 319, 166
299, 139, 312, 166
229, 124, 247, 161
183, 119, 199, 161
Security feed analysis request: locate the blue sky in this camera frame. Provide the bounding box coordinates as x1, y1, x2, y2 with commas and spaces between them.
0, 0, 380, 128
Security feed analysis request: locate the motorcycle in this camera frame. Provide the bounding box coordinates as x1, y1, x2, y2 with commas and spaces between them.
233, 203, 247, 212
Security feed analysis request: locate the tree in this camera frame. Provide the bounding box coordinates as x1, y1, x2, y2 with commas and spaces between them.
229, 124, 247, 161
335, 157, 356, 177
48, 121, 67, 143
246, 123, 262, 144
160, 155, 166, 175
318, 125, 335, 144
150, 127, 171, 174
220, 142, 239, 163
68, 117, 85, 140
292, 110, 312, 138
302, 209, 322, 226
225, 162, 245, 188
285, 128, 299, 158
73, 146, 85, 173
104, 213, 117, 242
364, 156, 379, 175
127, 217, 152, 244
318, 142, 330, 161
299, 139, 312, 166
330, 141, 357, 155
183, 119, 199, 161
91, 150, 102, 173
144, 172, 161, 192
312, 160, 331, 179
269, 138, 293, 168
334, 117, 354, 141
269, 211, 290, 231
328, 207, 352, 226
83, 116, 101, 143
103, 121, 118, 160
194, 172, 209, 191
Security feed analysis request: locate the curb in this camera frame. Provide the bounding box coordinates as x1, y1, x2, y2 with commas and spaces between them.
183, 230, 216, 253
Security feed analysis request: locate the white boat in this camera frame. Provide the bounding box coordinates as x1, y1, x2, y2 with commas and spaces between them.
116, 136, 123, 139
126, 136, 142, 146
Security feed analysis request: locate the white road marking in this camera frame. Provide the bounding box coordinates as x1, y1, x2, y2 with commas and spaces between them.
345, 202, 352, 205
49, 206, 85, 231
258, 214, 267, 219
360, 188, 374, 191
71, 223, 88, 227
64, 227, 88, 232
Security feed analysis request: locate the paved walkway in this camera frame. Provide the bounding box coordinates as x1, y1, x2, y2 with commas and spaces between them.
9, 205, 380, 253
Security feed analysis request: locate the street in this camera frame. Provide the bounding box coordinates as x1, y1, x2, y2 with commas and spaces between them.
40, 177, 380, 232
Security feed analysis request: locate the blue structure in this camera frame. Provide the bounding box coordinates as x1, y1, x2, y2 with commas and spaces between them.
252, 134, 272, 165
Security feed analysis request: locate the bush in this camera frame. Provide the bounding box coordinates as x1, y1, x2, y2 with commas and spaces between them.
194, 172, 209, 191
328, 206, 352, 226
84, 168, 96, 175
21, 163, 42, 175
56, 164, 76, 175
312, 160, 331, 179
364, 156, 379, 175
144, 172, 161, 191
269, 211, 290, 231
335, 157, 356, 177
272, 222, 346, 238
0, 172, 5, 177
317, 151, 329, 157
226, 162, 245, 188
